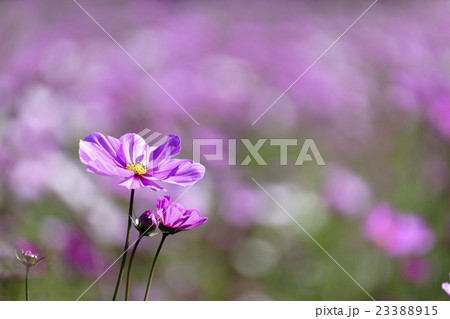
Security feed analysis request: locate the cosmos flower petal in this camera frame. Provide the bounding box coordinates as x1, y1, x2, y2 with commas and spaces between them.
158, 204, 181, 226
79, 132, 124, 167
149, 134, 181, 165
182, 209, 208, 230
139, 175, 166, 191
152, 159, 205, 186
118, 176, 147, 190
118, 133, 151, 165
183, 217, 208, 230
79, 141, 122, 169
156, 196, 171, 210
86, 159, 133, 177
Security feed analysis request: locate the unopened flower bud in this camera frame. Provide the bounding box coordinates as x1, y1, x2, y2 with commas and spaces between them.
133, 210, 159, 236
16, 250, 46, 267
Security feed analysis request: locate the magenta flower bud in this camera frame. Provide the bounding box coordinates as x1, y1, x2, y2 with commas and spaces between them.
134, 210, 159, 236
15, 250, 46, 268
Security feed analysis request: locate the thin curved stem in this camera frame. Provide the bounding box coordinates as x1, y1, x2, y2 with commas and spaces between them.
25, 267, 29, 301
143, 233, 168, 301
112, 189, 135, 301
124, 236, 143, 301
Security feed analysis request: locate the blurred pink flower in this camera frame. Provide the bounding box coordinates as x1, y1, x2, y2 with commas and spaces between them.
220, 180, 266, 228
400, 257, 431, 284
428, 94, 450, 140
363, 204, 435, 257
442, 274, 450, 296
322, 168, 372, 217
62, 230, 107, 278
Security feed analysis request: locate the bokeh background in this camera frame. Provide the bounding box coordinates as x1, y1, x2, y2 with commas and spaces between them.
0, 0, 449, 300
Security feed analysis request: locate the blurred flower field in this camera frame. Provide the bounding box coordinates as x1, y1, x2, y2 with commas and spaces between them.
0, 0, 449, 300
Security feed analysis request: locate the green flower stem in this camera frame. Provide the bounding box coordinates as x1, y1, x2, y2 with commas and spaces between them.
112, 189, 135, 301
143, 233, 168, 301
124, 236, 143, 301
25, 267, 29, 301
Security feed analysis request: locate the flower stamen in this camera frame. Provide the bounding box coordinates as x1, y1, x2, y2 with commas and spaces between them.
126, 163, 147, 176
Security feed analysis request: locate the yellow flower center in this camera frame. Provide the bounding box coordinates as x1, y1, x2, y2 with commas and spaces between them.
126, 163, 147, 176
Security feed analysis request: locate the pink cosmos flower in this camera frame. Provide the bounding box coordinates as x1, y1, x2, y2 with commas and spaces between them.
155, 196, 208, 234
443, 274, 450, 296
79, 132, 205, 190
363, 204, 435, 257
